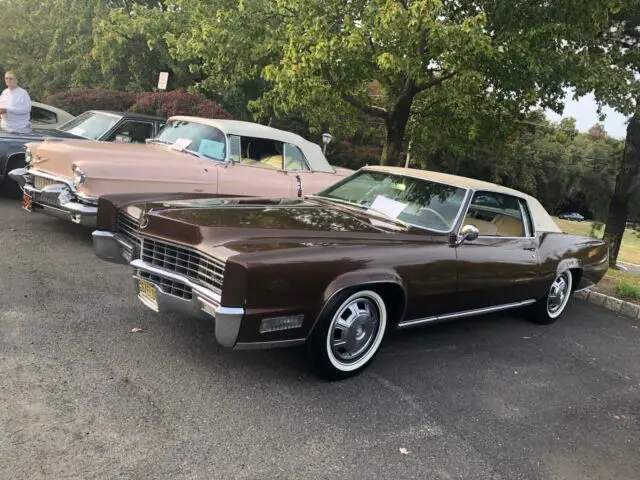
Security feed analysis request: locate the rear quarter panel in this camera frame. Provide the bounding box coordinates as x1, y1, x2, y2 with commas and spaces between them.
538, 232, 608, 292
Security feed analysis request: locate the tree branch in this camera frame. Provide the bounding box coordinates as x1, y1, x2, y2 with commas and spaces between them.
342, 92, 390, 119
415, 71, 457, 92
324, 71, 389, 119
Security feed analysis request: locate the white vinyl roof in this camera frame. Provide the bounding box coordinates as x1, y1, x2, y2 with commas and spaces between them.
364, 165, 562, 233
168, 116, 335, 173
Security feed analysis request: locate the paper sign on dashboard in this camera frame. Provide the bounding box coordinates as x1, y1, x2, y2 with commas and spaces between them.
368, 195, 407, 218
170, 138, 193, 151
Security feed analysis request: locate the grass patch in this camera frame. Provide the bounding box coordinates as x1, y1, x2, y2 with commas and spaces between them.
553, 217, 640, 265
615, 282, 640, 301
591, 269, 640, 305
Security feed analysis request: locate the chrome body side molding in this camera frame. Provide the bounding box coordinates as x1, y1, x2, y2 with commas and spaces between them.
396, 299, 537, 329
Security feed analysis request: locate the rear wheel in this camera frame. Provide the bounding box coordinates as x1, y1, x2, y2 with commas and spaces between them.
526, 270, 573, 325
306, 289, 388, 381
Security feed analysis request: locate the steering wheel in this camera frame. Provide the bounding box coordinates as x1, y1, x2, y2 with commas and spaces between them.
419, 207, 449, 229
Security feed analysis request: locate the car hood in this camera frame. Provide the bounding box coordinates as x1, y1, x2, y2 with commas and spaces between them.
26, 140, 197, 182
135, 197, 425, 258
0, 128, 82, 142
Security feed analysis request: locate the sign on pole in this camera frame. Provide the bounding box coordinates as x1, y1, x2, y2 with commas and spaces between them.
157, 71, 169, 91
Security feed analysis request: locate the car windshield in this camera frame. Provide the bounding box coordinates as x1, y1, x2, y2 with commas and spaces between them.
57, 111, 122, 139
314, 170, 468, 232
152, 120, 227, 161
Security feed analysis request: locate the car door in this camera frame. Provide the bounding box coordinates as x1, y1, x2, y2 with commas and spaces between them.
215, 134, 295, 197
454, 191, 541, 311
104, 120, 156, 144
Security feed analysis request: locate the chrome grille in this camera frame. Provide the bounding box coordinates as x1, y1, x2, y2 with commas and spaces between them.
34, 176, 61, 190
141, 237, 225, 294
139, 271, 192, 300
116, 212, 140, 246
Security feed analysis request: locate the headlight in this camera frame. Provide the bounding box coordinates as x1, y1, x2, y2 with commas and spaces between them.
25, 149, 33, 165
71, 164, 87, 185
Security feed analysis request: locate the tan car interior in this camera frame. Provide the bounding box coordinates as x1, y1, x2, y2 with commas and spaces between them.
465, 210, 525, 237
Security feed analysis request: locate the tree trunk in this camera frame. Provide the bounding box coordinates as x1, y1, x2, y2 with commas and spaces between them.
380, 93, 414, 166
603, 112, 640, 268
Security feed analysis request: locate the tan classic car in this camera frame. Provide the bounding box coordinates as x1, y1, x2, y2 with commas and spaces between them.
9, 117, 351, 226
92, 166, 608, 380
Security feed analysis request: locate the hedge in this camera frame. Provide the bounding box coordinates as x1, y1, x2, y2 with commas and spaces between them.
43, 89, 138, 116
43, 88, 233, 120
129, 89, 234, 119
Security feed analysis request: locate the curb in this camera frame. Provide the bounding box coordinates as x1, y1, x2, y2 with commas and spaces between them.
574, 289, 640, 320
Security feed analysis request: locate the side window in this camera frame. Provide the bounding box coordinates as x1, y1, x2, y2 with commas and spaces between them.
465, 191, 528, 237
283, 143, 310, 171
228, 135, 241, 163
109, 121, 154, 143
237, 136, 284, 169
31, 107, 58, 124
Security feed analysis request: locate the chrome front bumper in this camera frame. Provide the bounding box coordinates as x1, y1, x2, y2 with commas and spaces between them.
130, 259, 245, 349
9, 168, 97, 227
92, 230, 137, 265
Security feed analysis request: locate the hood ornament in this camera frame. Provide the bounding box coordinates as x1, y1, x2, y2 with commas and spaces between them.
139, 215, 149, 229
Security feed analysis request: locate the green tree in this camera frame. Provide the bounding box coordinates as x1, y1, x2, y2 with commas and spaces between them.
572, 1, 640, 267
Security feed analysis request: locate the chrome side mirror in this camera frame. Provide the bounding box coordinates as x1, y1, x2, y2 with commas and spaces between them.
456, 224, 479, 246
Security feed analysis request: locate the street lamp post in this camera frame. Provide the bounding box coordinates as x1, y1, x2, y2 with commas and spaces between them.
322, 133, 333, 156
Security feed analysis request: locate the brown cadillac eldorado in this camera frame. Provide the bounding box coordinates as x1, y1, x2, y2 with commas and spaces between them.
9, 117, 351, 226
92, 166, 609, 381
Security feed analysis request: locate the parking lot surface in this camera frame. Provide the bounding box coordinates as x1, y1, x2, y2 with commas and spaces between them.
1, 197, 639, 480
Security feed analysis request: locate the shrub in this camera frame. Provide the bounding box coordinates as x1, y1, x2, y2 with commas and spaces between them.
329, 140, 382, 170
43, 89, 138, 116
615, 281, 640, 301
129, 89, 234, 119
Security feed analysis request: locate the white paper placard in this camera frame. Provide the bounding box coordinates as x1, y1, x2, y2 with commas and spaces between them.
170, 138, 192, 150
367, 195, 407, 218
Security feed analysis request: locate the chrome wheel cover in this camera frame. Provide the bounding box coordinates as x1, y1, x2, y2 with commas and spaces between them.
546, 272, 572, 318
326, 291, 387, 372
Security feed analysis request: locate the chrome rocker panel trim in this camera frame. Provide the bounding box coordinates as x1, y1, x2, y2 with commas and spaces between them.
396, 299, 537, 329
92, 230, 137, 265
130, 259, 245, 349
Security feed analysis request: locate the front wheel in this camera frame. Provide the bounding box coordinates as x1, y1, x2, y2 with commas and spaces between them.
526, 270, 573, 325
306, 289, 388, 381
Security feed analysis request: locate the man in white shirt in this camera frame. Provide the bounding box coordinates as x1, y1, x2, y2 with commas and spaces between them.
0, 71, 32, 133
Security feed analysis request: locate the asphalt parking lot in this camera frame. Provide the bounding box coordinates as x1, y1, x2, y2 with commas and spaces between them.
1, 197, 639, 480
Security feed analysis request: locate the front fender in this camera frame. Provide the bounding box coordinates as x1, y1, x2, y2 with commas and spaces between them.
322, 269, 405, 304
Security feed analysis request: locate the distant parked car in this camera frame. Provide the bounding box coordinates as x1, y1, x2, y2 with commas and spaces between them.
559, 212, 584, 222
30, 101, 75, 130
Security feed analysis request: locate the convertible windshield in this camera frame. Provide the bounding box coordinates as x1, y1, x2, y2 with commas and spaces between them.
315, 170, 468, 232
153, 120, 227, 161
58, 111, 122, 139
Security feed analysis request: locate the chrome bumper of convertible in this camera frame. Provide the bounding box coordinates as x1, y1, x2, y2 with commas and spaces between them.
9, 168, 97, 227
130, 259, 245, 349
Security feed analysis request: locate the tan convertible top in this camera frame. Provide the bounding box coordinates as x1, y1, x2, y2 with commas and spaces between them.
168, 116, 335, 173
364, 165, 562, 233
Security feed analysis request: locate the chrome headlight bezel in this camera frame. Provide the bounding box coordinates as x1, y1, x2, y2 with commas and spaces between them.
71, 164, 87, 186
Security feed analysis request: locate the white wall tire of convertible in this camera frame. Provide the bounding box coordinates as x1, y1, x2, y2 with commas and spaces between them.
307, 289, 388, 381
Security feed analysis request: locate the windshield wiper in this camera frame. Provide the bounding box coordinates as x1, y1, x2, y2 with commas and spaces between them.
306, 195, 409, 231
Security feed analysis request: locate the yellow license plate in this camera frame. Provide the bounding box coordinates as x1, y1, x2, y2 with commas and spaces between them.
138, 280, 158, 308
